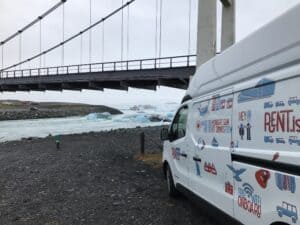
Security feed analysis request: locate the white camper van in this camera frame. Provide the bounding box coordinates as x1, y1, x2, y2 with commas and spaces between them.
161, 4, 300, 225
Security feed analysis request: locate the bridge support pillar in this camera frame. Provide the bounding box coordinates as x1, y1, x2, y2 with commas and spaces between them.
197, 0, 217, 67
221, 0, 235, 51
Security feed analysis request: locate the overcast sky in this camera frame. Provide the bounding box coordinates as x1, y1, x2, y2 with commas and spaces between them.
0, 0, 299, 107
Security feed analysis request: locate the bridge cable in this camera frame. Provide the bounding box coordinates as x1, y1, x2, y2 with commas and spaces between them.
158, 0, 163, 66
121, 0, 124, 62
19, 32, 22, 70
1, 46, 3, 71
188, 0, 192, 55
44, 53, 46, 67
1, 0, 135, 72
89, 0, 92, 64
155, 0, 158, 58
0, 0, 67, 47
126, 4, 130, 60
62, 3, 65, 66
39, 20, 42, 67
80, 34, 83, 65
102, 22, 105, 62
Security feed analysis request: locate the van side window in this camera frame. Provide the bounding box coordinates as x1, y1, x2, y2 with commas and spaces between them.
170, 106, 188, 141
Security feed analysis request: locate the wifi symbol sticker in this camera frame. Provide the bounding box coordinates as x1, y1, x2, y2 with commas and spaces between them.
242, 183, 254, 197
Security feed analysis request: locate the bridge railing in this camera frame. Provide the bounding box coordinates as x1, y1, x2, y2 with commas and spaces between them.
0, 55, 196, 79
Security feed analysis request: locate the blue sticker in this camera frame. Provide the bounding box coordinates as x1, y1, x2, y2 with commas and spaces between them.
275, 101, 285, 107
275, 138, 285, 144
198, 105, 209, 116
288, 96, 300, 106
238, 183, 262, 218
264, 136, 274, 143
289, 136, 300, 146
275, 173, 296, 193
195, 162, 201, 177
264, 101, 274, 109
276, 202, 298, 224
238, 78, 275, 103
211, 137, 219, 147
227, 165, 246, 182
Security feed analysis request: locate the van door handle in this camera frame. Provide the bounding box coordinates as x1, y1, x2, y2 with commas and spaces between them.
193, 157, 202, 162
180, 153, 188, 158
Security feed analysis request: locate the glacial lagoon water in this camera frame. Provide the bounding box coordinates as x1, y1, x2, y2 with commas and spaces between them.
0, 103, 178, 142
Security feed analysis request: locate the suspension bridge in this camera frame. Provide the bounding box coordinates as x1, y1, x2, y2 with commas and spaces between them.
0, 0, 234, 92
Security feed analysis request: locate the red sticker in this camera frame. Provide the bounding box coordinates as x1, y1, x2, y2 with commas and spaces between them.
255, 170, 271, 189
272, 152, 280, 161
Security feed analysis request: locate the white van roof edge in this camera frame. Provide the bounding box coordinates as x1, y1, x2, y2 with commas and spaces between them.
186, 3, 300, 99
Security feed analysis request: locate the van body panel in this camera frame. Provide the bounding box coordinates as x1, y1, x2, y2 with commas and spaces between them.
232, 76, 300, 164
188, 92, 234, 216
232, 161, 300, 225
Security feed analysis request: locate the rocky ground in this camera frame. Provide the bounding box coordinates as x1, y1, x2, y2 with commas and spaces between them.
0, 126, 219, 225
0, 100, 122, 121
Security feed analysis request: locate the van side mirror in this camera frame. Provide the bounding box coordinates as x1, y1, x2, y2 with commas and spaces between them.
160, 128, 169, 141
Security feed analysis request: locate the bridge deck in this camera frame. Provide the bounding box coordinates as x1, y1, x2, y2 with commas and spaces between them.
0, 56, 196, 91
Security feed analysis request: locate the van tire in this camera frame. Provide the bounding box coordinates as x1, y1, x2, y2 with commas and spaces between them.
166, 165, 180, 197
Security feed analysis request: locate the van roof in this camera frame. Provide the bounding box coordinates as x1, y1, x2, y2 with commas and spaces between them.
186, 3, 300, 99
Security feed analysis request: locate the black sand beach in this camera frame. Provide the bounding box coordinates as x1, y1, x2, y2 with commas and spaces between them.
0, 126, 218, 225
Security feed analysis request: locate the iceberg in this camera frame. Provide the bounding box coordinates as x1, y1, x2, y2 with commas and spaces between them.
86, 112, 112, 120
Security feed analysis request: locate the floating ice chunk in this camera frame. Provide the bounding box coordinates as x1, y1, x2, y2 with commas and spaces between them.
86, 112, 112, 120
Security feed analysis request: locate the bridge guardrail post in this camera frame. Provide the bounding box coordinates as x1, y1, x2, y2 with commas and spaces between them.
77, 65, 80, 73
14, 71, 16, 78
140, 60, 142, 70
102, 63, 104, 72
113, 62, 116, 71
140, 132, 145, 155
89, 64, 91, 73
154, 59, 157, 69
170, 58, 173, 68
187, 56, 190, 66
67, 66, 69, 74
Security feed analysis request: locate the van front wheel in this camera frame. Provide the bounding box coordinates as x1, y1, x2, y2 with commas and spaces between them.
166, 165, 179, 197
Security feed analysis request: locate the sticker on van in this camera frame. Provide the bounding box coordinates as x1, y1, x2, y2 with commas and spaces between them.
204, 162, 217, 175
275, 173, 296, 193
238, 183, 262, 218
238, 78, 275, 103
255, 169, 271, 189
195, 162, 201, 177
276, 202, 298, 224
227, 165, 246, 182
225, 182, 234, 195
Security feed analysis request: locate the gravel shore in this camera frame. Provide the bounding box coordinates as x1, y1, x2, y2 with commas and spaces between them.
0, 126, 219, 225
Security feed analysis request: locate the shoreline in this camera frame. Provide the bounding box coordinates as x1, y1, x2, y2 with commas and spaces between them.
0, 100, 123, 121
0, 125, 167, 144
